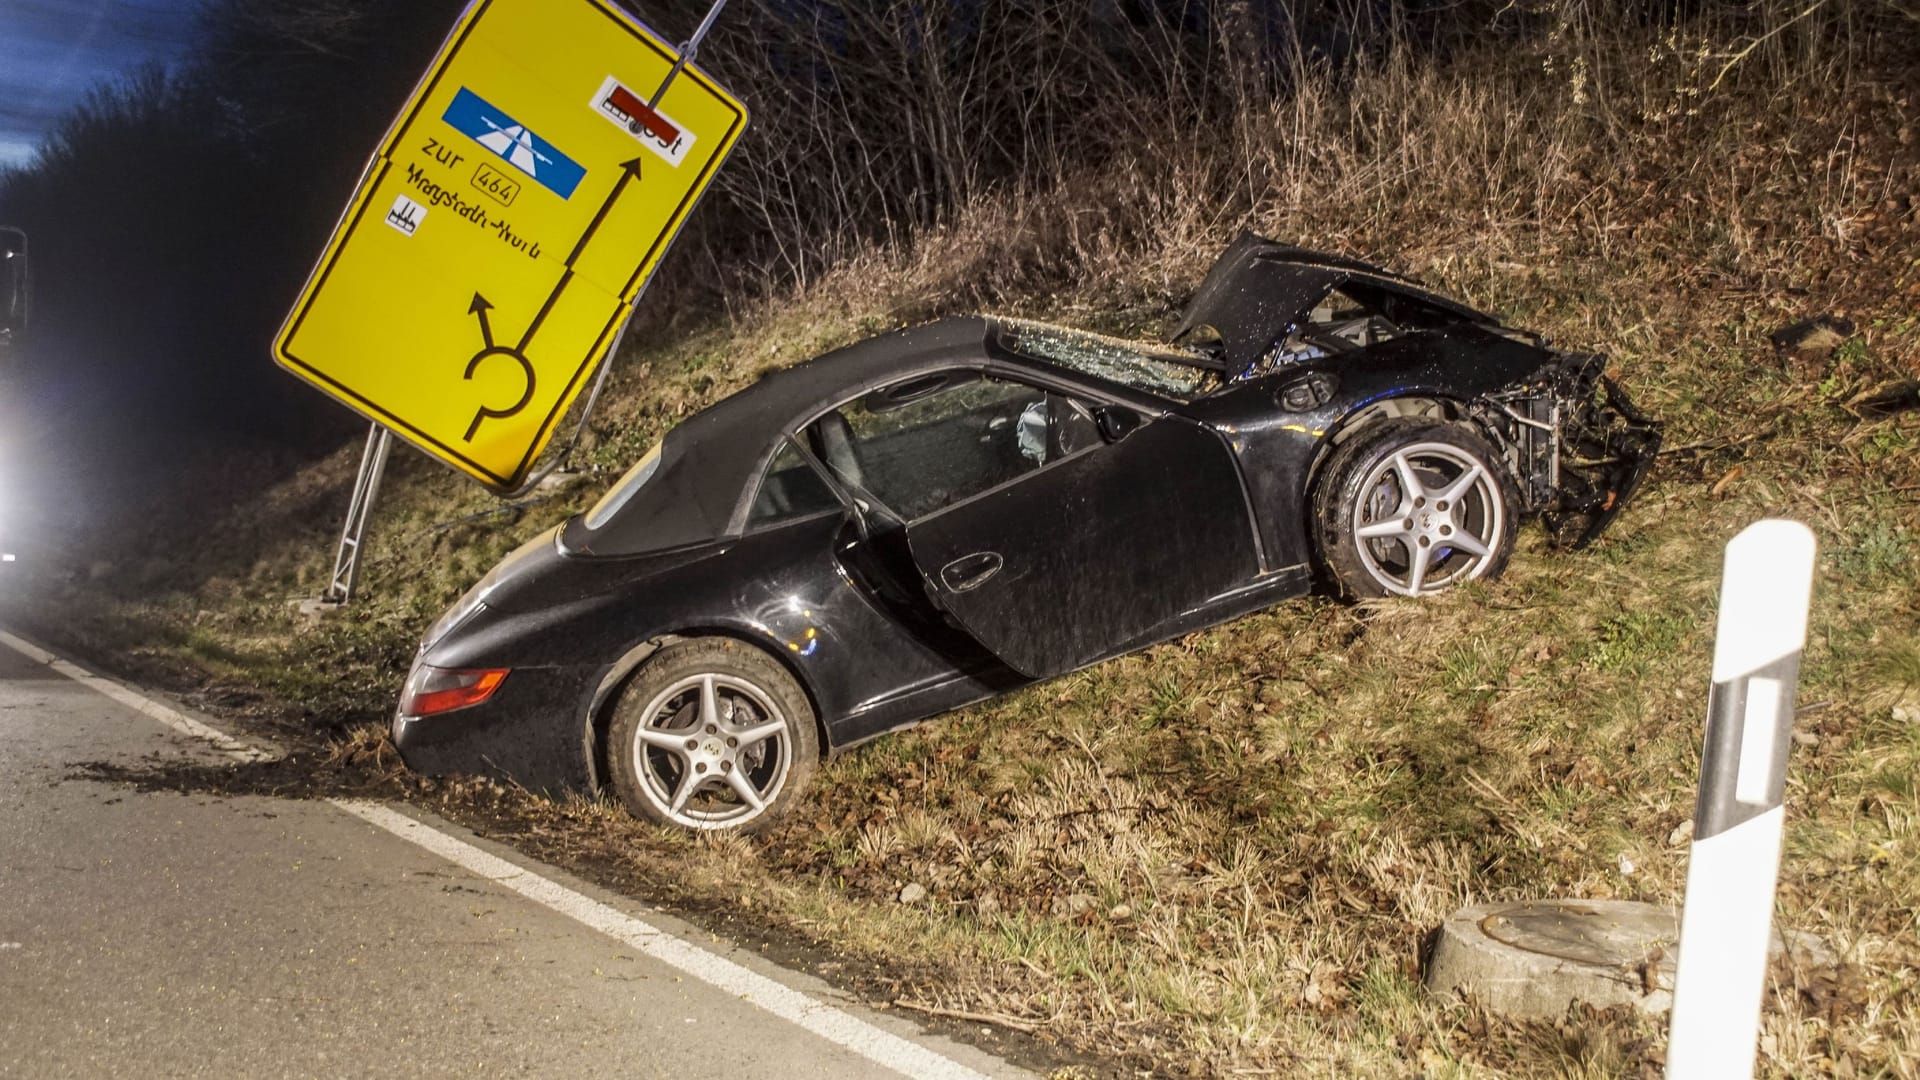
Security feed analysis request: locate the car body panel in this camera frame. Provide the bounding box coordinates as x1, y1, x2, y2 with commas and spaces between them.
394, 663, 601, 790
1185, 321, 1559, 568
413, 509, 1029, 789
394, 238, 1662, 800
903, 413, 1260, 678
1173, 231, 1486, 375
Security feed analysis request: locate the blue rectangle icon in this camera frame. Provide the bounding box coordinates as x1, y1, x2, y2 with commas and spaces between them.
442, 87, 586, 200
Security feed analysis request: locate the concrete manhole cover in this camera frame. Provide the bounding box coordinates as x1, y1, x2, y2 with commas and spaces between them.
1425, 899, 1836, 1019
1426, 899, 1680, 1018
1478, 900, 1678, 967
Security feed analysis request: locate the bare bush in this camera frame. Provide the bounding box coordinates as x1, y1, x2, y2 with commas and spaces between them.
635, 0, 1917, 305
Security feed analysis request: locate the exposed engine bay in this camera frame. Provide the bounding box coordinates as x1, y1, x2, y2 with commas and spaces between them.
1472, 354, 1662, 549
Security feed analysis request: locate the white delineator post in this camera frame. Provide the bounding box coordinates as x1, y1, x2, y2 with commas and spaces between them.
1667, 520, 1817, 1080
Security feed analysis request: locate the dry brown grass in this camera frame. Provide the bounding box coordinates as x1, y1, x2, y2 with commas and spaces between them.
9, 9, 1920, 1078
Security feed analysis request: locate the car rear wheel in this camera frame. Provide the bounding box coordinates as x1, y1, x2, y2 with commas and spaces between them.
608, 639, 818, 833
1313, 419, 1517, 598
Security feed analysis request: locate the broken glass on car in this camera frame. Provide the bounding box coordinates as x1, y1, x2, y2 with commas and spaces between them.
995, 318, 1217, 400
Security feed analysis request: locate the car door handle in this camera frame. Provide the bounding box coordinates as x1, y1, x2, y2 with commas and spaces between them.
940, 551, 1003, 593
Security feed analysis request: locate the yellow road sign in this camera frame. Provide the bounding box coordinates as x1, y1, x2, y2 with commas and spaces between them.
274, 0, 746, 491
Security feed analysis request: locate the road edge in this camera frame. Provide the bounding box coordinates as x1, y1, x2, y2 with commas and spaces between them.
0, 628, 278, 762
0, 625, 1031, 1080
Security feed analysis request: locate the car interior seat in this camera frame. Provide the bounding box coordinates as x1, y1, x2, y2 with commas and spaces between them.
809, 412, 866, 491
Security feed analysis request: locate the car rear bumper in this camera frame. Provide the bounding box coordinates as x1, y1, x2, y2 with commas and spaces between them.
392, 663, 599, 795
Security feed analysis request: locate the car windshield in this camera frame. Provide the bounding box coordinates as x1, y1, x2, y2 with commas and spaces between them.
995, 318, 1216, 400
583, 442, 662, 530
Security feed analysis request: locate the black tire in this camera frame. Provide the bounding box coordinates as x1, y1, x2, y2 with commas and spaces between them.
1312, 418, 1519, 599
608, 638, 819, 833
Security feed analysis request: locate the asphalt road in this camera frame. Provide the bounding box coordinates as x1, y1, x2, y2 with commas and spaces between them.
0, 639, 1028, 1079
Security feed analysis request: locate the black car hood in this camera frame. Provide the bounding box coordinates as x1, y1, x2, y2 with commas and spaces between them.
1173, 233, 1486, 377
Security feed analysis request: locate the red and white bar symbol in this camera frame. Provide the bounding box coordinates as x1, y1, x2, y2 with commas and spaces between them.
590, 75, 693, 166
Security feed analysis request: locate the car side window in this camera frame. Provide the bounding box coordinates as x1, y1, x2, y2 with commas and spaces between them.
808, 372, 1103, 521
747, 439, 842, 528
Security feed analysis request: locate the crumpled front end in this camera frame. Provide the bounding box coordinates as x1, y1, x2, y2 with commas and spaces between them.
1470, 353, 1662, 549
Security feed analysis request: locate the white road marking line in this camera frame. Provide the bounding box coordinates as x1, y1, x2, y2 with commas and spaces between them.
330, 799, 1003, 1080
0, 627, 1007, 1079
0, 630, 275, 762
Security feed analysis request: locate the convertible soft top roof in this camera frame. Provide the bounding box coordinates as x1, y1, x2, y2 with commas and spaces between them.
1173, 232, 1489, 375
570, 318, 997, 556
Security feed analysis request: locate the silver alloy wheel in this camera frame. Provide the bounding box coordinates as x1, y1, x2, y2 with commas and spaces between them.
1350, 440, 1506, 597
629, 672, 792, 830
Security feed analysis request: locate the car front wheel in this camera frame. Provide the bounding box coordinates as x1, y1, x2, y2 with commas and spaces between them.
1313, 419, 1518, 599
608, 639, 818, 833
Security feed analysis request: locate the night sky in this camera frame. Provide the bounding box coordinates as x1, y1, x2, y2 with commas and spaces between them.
0, 0, 202, 169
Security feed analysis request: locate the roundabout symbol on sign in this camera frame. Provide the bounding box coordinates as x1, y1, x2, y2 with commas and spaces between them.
461, 292, 537, 442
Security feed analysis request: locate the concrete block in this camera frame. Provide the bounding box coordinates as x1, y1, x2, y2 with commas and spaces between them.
1427, 900, 1679, 1018
1426, 899, 1835, 1019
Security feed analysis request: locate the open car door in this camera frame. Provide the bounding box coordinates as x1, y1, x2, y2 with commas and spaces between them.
902, 414, 1258, 679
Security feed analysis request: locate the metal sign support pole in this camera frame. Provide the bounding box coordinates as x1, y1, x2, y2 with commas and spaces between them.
649, 0, 728, 106
322, 423, 395, 605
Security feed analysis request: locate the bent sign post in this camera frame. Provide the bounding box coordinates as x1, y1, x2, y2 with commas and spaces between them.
275, 0, 746, 492
1667, 519, 1817, 1080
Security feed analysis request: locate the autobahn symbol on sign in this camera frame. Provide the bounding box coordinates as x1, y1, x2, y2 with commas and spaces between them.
444, 87, 587, 200
273, 0, 746, 492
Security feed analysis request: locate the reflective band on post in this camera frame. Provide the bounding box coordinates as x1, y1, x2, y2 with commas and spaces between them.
1668, 519, 1816, 1080
1693, 656, 1799, 840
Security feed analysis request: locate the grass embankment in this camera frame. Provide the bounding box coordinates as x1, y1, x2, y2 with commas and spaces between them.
12, 18, 1920, 1079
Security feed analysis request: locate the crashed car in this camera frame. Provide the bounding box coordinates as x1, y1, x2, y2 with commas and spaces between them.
394, 234, 1660, 832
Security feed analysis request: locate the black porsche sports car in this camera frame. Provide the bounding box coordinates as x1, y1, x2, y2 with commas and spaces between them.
393, 235, 1659, 832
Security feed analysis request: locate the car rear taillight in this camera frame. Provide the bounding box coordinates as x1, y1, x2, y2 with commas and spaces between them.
399, 665, 509, 717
